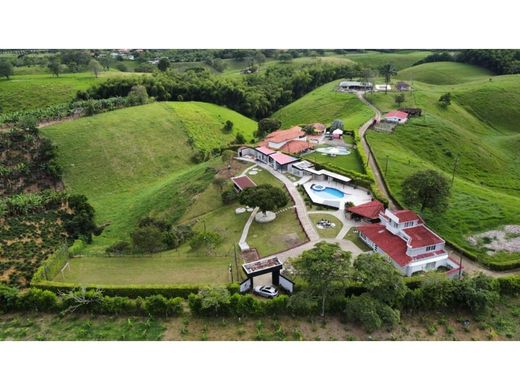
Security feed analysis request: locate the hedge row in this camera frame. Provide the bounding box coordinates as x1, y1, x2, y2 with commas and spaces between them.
0, 285, 183, 317
31, 280, 240, 299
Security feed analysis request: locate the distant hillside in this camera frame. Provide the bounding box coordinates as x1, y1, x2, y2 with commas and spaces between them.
364, 72, 520, 269
272, 79, 374, 130
343, 51, 432, 70
397, 62, 492, 85
41, 102, 257, 251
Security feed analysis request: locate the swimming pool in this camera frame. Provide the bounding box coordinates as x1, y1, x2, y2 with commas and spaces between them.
311, 185, 344, 198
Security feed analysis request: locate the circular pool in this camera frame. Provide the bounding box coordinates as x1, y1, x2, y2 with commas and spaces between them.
311, 184, 326, 191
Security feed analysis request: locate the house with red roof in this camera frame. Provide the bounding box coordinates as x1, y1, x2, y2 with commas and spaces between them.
346, 200, 384, 222
357, 208, 463, 276
279, 140, 314, 154
384, 111, 409, 124
268, 152, 299, 172
261, 126, 307, 150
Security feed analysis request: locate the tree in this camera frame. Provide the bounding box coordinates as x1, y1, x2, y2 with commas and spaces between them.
189, 231, 223, 252
378, 63, 397, 94
394, 93, 405, 107
99, 56, 111, 70
254, 52, 266, 65
158, 58, 170, 72
256, 118, 281, 137
221, 149, 235, 164
131, 225, 165, 253
48, 57, 62, 77
127, 85, 148, 105
278, 53, 293, 62
88, 59, 103, 78
330, 119, 344, 131
213, 175, 226, 191
401, 170, 451, 212
239, 184, 288, 216
439, 92, 452, 108
63, 194, 99, 243
353, 253, 407, 307
223, 120, 233, 132
0, 60, 13, 79
221, 189, 238, 204
234, 132, 246, 144
294, 242, 352, 317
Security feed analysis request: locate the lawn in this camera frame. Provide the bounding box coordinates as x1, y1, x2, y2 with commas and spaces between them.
272, 79, 374, 130
54, 253, 232, 285
343, 227, 372, 251
42, 102, 257, 251
304, 148, 365, 174
309, 213, 343, 238
397, 61, 493, 85
364, 71, 520, 268
0, 71, 140, 113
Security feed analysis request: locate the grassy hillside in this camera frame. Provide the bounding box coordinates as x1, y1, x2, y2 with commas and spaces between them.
343, 51, 432, 70
397, 62, 493, 85
364, 74, 520, 269
42, 102, 257, 250
273, 79, 374, 130
0, 71, 139, 113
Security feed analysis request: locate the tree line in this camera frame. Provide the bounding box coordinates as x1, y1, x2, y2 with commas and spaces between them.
78, 62, 365, 120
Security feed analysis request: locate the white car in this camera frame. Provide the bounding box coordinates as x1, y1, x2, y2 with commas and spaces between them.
253, 285, 279, 299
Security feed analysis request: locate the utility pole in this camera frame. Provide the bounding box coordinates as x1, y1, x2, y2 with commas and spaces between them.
451, 154, 460, 188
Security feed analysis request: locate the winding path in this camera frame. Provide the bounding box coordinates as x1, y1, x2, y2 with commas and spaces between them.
354, 92, 519, 277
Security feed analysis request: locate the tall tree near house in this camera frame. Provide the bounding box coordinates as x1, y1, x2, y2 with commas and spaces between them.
221, 150, 235, 165
394, 94, 405, 107
88, 59, 103, 78
378, 63, 397, 94
401, 170, 451, 212
99, 56, 111, 70
0, 60, 13, 79
294, 242, 352, 317
256, 118, 281, 137
238, 184, 288, 216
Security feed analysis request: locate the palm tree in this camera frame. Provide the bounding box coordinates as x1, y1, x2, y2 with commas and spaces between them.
378, 63, 397, 94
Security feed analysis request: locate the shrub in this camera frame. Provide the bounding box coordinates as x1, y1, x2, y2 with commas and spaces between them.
286, 292, 319, 316
18, 288, 59, 312
106, 240, 132, 255
144, 295, 183, 317
131, 225, 165, 253
189, 231, 223, 251
188, 287, 231, 317
100, 295, 138, 315
115, 62, 128, 72
0, 284, 19, 312
221, 189, 238, 204
229, 293, 259, 316
343, 294, 400, 333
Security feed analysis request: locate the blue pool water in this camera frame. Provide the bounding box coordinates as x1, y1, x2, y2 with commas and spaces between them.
313, 187, 344, 198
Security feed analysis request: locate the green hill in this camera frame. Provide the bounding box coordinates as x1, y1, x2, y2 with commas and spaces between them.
397, 62, 492, 85
364, 74, 520, 269
41, 102, 257, 250
343, 51, 432, 70
0, 71, 139, 113
272, 79, 374, 130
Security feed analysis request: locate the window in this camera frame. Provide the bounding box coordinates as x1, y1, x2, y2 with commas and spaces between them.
425, 245, 436, 251
404, 221, 414, 227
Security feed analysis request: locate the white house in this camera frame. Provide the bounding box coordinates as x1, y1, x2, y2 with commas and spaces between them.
375, 84, 392, 92
383, 111, 409, 124
357, 209, 463, 277
338, 81, 373, 91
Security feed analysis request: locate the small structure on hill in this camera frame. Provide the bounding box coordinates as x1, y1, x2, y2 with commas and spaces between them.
396, 81, 411, 92
338, 80, 373, 92
240, 256, 295, 293
332, 129, 344, 139
375, 84, 392, 92
231, 175, 257, 192
398, 107, 422, 117
384, 110, 409, 124
346, 200, 384, 222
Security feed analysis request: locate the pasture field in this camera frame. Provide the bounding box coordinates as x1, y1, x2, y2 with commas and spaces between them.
397, 61, 493, 85
342, 50, 432, 70
0, 71, 139, 113
304, 148, 365, 174
41, 102, 257, 251
364, 72, 520, 268
273, 79, 374, 129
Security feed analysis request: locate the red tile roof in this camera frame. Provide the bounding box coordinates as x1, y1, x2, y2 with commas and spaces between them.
347, 200, 384, 220
403, 225, 444, 248
265, 126, 305, 143
255, 146, 275, 155
279, 140, 313, 154
231, 175, 257, 191
357, 223, 411, 266
392, 210, 422, 223
270, 152, 298, 165
385, 111, 408, 119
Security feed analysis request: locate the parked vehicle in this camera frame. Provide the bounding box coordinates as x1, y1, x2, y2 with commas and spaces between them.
253, 285, 279, 298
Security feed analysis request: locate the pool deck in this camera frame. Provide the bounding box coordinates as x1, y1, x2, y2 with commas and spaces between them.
303, 179, 373, 210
